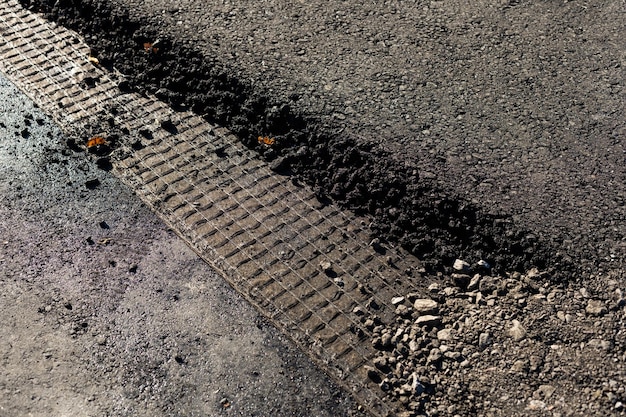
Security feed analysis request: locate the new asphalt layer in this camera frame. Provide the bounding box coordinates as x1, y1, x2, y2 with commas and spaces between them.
20, 0, 624, 280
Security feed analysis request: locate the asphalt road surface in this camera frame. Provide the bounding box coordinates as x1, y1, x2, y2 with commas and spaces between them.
0, 73, 364, 417
4, 1, 626, 416
20, 0, 625, 278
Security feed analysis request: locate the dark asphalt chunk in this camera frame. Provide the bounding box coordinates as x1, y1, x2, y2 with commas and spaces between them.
85, 178, 101, 189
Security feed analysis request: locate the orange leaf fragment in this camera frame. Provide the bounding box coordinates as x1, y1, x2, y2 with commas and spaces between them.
143, 42, 159, 54
257, 136, 275, 146
86, 136, 106, 148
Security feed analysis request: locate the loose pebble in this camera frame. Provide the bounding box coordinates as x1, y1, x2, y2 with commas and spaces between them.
478, 332, 491, 350
391, 296, 405, 305
319, 260, 332, 272
453, 259, 470, 272
436, 328, 453, 341
415, 315, 442, 327
507, 320, 527, 342
413, 299, 438, 315
585, 300, 607, 316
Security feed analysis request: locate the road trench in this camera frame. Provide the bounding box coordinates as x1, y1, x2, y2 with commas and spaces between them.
0, 1, 434, 415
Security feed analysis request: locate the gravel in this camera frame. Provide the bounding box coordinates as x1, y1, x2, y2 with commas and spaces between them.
354, 260, 625, 416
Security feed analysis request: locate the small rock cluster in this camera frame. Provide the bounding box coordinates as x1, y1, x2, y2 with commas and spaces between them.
359, 260, 626, 416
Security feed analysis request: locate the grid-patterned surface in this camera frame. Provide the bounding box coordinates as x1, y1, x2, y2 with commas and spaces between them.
0, 2, 428, 415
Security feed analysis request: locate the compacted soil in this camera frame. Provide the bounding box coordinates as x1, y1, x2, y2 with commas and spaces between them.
10, 0, 626, 416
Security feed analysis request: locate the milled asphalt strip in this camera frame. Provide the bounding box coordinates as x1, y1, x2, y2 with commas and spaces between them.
0, 1, 430, 415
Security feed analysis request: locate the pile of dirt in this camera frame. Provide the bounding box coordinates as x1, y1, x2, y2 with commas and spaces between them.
20, 0, 572, 278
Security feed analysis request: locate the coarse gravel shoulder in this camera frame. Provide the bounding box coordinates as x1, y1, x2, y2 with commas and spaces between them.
20, 0, 625, 280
